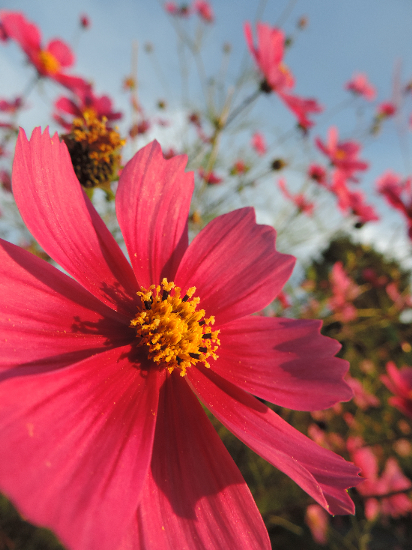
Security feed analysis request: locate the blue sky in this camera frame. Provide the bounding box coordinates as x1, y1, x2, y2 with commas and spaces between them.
1, 0, 412, 259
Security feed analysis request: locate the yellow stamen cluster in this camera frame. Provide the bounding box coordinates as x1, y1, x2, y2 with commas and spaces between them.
130, 279, 220, 376
335, 148, 347, 161
39, 50, 61, 74
62, 111, 125, 193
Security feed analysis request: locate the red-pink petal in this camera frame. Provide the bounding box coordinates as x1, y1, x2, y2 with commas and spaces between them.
116, 140, 193, 288
0, 11, 41, 60
175, 207, 295, 326
46, 39, 74, 67
0, 347, 163, 550
188, 367, 361, 515
12, 128, 139, 315
214, 316, 352, 410
0, 238, 132, 371
131, 372, 270, 549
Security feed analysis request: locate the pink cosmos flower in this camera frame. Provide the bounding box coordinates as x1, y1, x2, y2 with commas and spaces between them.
352, 448, 412, 520
0, 96, 23, 113
198, 166, 223, 184
376, 171, 412, 239
244, 22, 322, 129
276, 91, 322, 130
377, 101, 397, 118
315, 127, 368, 181
305, 504, 329, 545
308, 163, 327, 186
328, 262, 361, 322
193, 0, 214, 23
278, 178, 314, 215
381, 362, 412, 419
345, 376, 380, 410
53, 89, 122, 130
345, 73, 376, 100
0, 128, 360, 550
79, 14, 91, 29
0, 11, 89, 94
164, 2, 192, 17
251, 132, 267, 155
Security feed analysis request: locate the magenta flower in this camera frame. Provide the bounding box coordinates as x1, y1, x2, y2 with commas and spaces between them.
0, 11, 89, 94
244, 22, 322, 128
352, 447, 412, 520
251, 131, 267, 155
193, 0, 214, 23
315, 127, 368, 181
382, 362, 412, 419
53, 89, 122, 131
345, 73, 376, 101
0, 128, 360, 550
376, 171, 412, 239
278, 177, 314, 215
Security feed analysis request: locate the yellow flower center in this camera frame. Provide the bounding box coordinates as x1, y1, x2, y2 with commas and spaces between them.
39, 50, 61, 74
130, 278, 220, 376
335, 148, 347, 161
62, 111, 125, 192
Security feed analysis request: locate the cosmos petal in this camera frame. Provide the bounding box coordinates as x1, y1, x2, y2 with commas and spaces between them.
175, 207, 295, 326
116, 140, 193, 288
0, 238, 132, 371
0, 347, 163, 550
188, 367, 361, 515
12, 128, 139, 314
131, 372, 270, 549
213, 315, 352, 410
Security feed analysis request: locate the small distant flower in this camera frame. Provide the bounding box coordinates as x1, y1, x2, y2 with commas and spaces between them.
0, 128, 360, 550
382, 362, 412, 419
277, 91, 322, 130
54, 90, 122, 131
0, 10, 89, 94
193, 0, 214, 23
305, 504, 329, 545
163, 147, 177, 159
251, 132, 267, 155
198, 167, 223, 184
377, 101, 397, 118
164, 2, 192, 17
0, 169, 11, 192
0, 96, 23, 113
278, 178, 314, 215
328, 262, 361, 322
230, 160, 249, 175
79, 14, 91, 29
276, 290, 291, 309
345, 73, 376, 100
353, 448, 412, 520
244, 22, 322, 128
345, 376, 380, 410
129, 119, 151, 138
315, 127, 368, 180
376, 171, 412, 239
385, 281, 412, 310
308, 163, 327, 186
244, 22, 294, 92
